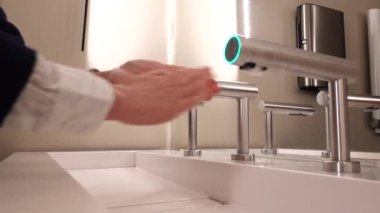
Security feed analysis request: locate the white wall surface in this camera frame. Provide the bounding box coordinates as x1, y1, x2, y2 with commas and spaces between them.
86, 0, 169, 70
172, 0, 241, 149
0, 0, 170, 160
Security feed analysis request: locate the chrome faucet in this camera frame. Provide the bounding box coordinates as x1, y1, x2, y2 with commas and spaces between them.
259, 101, 315, 154
183, 108, 202, 156
225, 35, 361, 173
317, 91, 380, 159
184, 81, 259, 161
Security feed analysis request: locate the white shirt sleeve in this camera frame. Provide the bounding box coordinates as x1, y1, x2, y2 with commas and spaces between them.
3, 55, 114, 133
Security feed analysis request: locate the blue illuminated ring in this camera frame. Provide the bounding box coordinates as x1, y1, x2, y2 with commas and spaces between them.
224, 35, 242, 65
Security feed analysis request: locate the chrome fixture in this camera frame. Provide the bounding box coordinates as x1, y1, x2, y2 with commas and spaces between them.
217, 81, 258, 161
259, 101, 315, 154
217, 81, 259, 98
184, 81, 258, 161
183, 108, 202, 156
318, 94, 332, 158
296, 4, 346, 90
367, 9, 380, 133
317, 91, 380, 112
317, 91, 380, 158
224, 35, 360, 173
348, 95, 380, 111
224, 36, 357, 82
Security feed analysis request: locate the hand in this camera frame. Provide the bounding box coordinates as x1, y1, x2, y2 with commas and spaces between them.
96, 60, 187, 85
101, 60, 219, 125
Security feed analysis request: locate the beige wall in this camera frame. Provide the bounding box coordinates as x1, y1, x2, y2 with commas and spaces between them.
241, 0, 380, 152
173, 0, 380, 152
0, 0, 170, 160
1, 0, 380, 160
172, 0, 240, 150
2, 0, 88, 68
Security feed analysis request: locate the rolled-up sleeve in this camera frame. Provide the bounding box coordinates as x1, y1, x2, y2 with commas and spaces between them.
3, 55, 115, 133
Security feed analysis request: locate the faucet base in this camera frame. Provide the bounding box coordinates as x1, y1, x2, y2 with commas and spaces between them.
231, 154, 255, 161
321, 151, 331, 158
323, 160, 361, 173
183, 150, 202, 157
261, 149, 277, 155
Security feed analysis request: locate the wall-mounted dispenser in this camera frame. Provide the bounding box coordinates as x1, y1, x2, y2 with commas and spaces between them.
296, 4, 346, 91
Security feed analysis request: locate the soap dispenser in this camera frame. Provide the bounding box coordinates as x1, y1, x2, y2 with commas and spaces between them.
296, 4, 346, 90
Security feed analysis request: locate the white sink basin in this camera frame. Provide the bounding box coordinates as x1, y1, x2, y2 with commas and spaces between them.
1, 150, 380, 213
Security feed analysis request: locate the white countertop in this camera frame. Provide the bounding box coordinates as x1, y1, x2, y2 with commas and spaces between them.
0, 153, 108, 213
2, 150, 380, 213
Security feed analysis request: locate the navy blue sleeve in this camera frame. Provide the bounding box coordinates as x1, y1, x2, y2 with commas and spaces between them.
0, 7, 25, 45
0, 7, 37, 125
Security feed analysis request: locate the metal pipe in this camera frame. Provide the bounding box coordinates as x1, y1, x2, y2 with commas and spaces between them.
348, 95, 380, 111
216, 81, 257, 161
323, 79, 360, 173
217, 81, 259, 99
333, 79, 350, 162
231, 97, 254, 161
321, 105, 331, 158
263, 111, 275, 154
184, 81, 257, 160
258, 101, 315, 116
259, 101, 315, 155
317, 91, 380, 159
183, 108, 201, 157
317, 91, 380, 111
316, 91, 332, 158
224, 35, 359, 83
237, 98, 250, 155
189, 108, 198, 150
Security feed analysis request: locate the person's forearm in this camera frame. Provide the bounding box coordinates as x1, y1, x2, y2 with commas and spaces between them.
3, 55, 114, 132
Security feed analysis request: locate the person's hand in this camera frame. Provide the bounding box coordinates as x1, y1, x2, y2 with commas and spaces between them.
96, 60, 187, 85
100, 60, 219, 125
96, 60, 162, 84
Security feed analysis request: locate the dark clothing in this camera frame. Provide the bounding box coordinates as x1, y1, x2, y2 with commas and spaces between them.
0, 7, 36, 125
